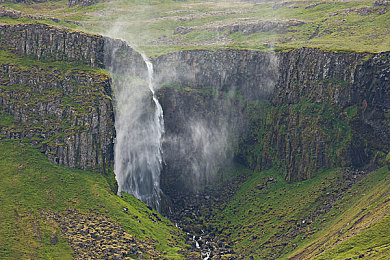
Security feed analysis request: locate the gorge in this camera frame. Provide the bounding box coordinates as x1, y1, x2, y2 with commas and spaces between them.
0, 2, 390, 258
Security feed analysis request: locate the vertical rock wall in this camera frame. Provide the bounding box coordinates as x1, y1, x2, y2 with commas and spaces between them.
1, 22, 388, 186
266, 49, 390, 181
154, 48, 390, 186
0, 23, 146, 173
0, 62, 115, 173
154, 50, 279, 194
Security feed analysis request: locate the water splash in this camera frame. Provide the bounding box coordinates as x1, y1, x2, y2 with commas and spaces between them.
113, 52, 164, 211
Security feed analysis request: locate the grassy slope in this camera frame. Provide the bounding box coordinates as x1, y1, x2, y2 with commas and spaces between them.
1, 0, 389, 56
0, 139, 188, 259
290, 167, 390, 259
0, 40, 189, 259
209, 166, 390, 259
1, 1, 389, 259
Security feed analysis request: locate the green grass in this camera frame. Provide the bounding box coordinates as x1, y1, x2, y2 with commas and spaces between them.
0, 50, 107, 73
289, 167, 390, 259
1, 0, 389, 56
0, 112, 14, 127
209, 166, 390, 259
0, 139, 188, 259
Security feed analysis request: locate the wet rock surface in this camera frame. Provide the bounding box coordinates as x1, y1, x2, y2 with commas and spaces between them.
155, 47, 389, 188
164, 172, 250, 259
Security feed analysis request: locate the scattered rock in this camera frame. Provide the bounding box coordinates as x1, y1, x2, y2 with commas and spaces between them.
50, 232, 58, 245
41, 209, 163, 259
373, 0, 390, 7
0, 6, 82, 26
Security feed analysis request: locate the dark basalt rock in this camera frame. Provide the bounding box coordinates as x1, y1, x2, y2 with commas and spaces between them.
154, 48, 390, 186
0, 23, 146, 74
0, 63, 115, 173
0, 22, 388, 194
0, 23, 146, 173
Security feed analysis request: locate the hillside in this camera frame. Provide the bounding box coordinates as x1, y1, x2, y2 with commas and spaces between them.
0, 0, 389, 55
208, 167, 390, 259
0, 0, 389, 259
0, 139, 192, 259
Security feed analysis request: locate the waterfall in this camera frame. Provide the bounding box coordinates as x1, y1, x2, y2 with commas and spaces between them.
113, 52, 164, 211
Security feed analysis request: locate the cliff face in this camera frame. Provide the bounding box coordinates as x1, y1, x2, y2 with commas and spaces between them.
154, 50, 278, 194
0, 23, 145, 74
266, 49, 390, 181
155, 49, 278, 101
1, 22, 388, 188
0, 57, 114, 172
0, 23, 145, 173
0, 23, 105, 68
154, 48, 390, 186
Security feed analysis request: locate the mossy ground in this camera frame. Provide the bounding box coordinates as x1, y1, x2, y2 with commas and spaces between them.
0, 139, 189, 259
208, 166, 390, 259
2, 0, 389, 56
1, 1, 389, 258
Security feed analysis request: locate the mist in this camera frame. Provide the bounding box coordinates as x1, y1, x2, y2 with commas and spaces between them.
99, 1, 279, 208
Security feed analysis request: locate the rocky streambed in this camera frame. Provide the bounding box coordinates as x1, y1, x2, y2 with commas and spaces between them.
164, 172, 249, 259
163, 167, 370, 259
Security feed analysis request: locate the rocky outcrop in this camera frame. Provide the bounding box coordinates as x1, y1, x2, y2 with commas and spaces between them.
173, 19, 305, 36
40, 209, 161, 259
0, 23, 146, 73
0, 61, 115, 173
4, 0, 101, 6
374, 0, 390, 7
0, 23, 146, 173
267, 48, 390, 181
8, 0, 54, 3
0, 6, 82, 26
0, 23, 105, 68
68, 0, 101, 7
154, 49, 279, 101
154, 48, 390, 185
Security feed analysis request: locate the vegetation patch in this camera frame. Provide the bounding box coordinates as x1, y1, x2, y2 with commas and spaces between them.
3, 0, 388, 55
208, 166, 389, 259
0, 139, 189, 259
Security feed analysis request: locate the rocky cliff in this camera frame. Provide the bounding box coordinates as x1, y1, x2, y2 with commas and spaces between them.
154, 48, 390, 189
267, 48, 390, 181
155, 49, 278, 101
154, 50, 278, 194
0, 53, 115, 172
1, 22, 388, 191
0, 23, 146, 173
0, 23, 145, 74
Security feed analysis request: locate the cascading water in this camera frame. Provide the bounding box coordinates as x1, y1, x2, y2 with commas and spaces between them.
113, 52, 164, 211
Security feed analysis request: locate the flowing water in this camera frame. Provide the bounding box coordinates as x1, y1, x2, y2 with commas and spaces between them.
113, 53, 164, 211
